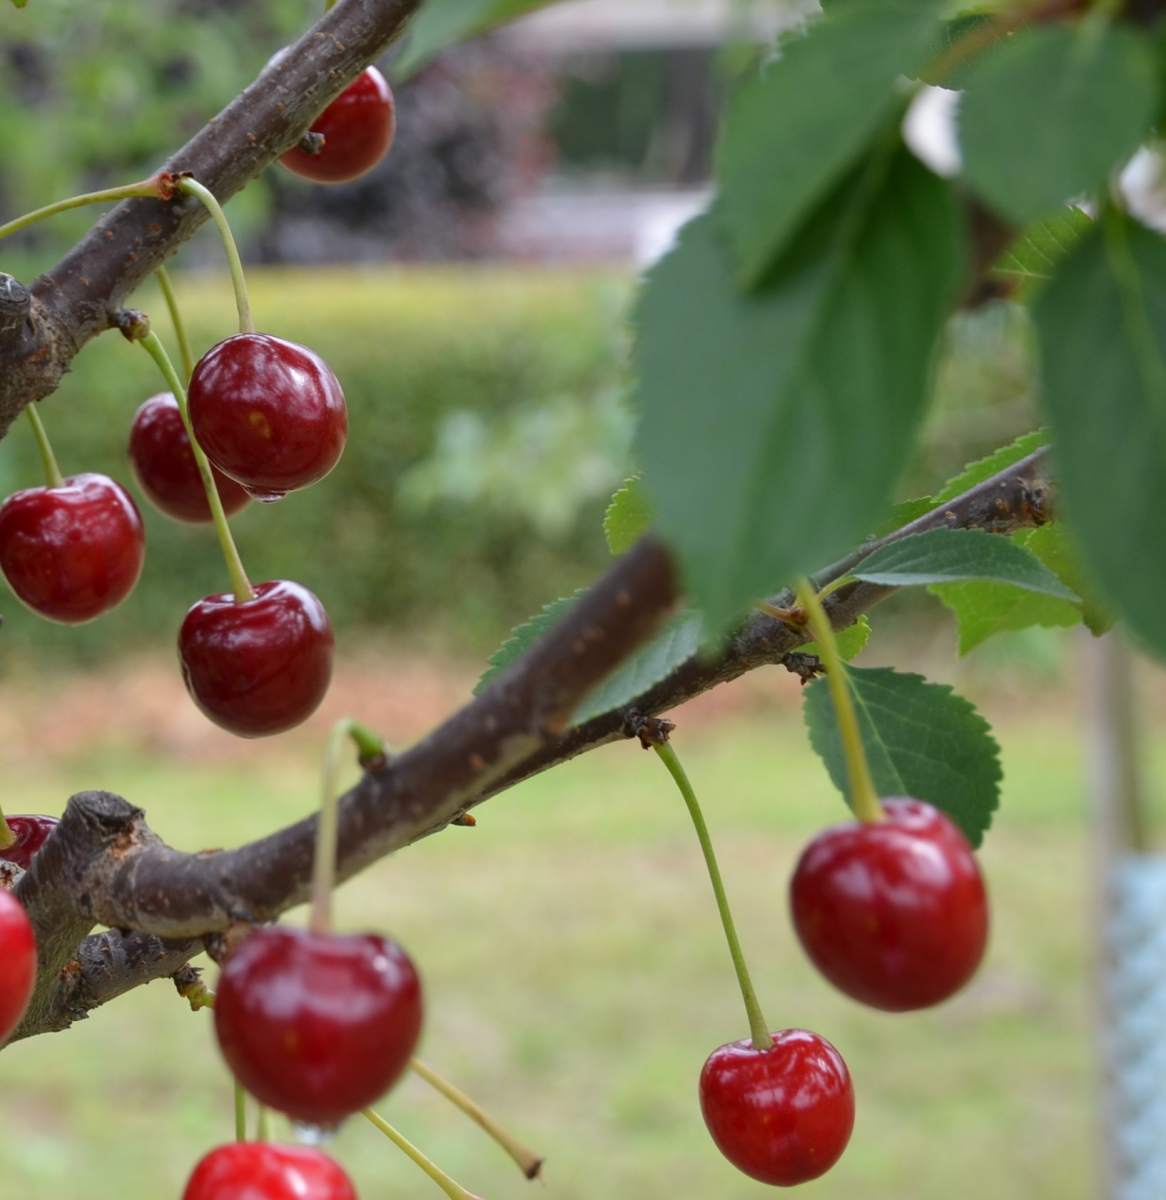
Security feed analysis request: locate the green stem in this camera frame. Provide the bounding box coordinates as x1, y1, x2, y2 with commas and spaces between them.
795, 580, 882, 823
309, 719, 358, 935
234, 1082, 246, 1143
0, 806, 13, 851
361, 1109, 483, 1200
409, 1058, 543, 1180
653, 742, 773, 1051
23, 403, 64, 489
137, 329, 254, 602
175, 178, 254, 334
155, 265, 195, 381
0, 179, 161, 240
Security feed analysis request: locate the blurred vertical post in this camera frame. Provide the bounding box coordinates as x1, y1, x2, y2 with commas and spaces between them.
1088, 633, 1164, 1200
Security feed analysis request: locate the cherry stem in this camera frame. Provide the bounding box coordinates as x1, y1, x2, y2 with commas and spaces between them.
309, 718, 367, 935
652, 742, 773, 1052
409, 1058, 544, 1180
137, 329, 255, 603
361, 1109, 484, 1200
175, 178, 254, 334
0, 803, 13, 851
0, 179, 161, 240
23, 403, 65, 489
795, 579, 883, 823
155, 265, 195, 381
234, 1081, 246, 1143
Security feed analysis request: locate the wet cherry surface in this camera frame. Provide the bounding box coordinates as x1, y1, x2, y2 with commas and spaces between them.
0, 889, 37, 1044
0, 473, 145, 623
214, 925, 423, 1126
183, 1141, 357, 1200
0, 815, 59, 870
790, 798, 989, 1011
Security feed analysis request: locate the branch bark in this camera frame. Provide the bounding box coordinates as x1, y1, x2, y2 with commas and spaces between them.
0, 0, 422, 438
10, 448, 1052, 1040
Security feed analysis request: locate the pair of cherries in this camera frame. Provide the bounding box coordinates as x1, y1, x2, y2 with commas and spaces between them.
700, 799, 988, 1187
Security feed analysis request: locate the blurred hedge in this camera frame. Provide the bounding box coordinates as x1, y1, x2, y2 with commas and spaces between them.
0, 268, 631, 669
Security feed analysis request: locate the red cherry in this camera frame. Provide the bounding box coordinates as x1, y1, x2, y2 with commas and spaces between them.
281, 66, 396, 184
178, 580, 334, 738
128, 393, 250, 523
0, 815, 59, 871
214, 925, 423, 1127
183, 1142, 356, 1200
790, 799, 989, 1011
700, 1029, 854, 1186
0, 473, 144, 623
188, 334, 347, 498
0, 889, 37, 1044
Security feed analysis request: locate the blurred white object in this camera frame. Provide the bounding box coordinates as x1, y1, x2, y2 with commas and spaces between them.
1120, 147, 1166, 233
903, 85, 962, 178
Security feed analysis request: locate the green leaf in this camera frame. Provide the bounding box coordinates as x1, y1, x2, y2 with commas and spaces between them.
1033, 212, 1166, 658
716, 0, 948, 286
394, 0, 558, 80
573, 610, 704, 724
634, 147, 964, 637
804, 666, 1002, 846
475, 592, 581, 694
930, 526, 1085, 654
932, 428, 1048, 505
851, 528, 1078, 599
992, 207, 1094, 295
800, 614, 872, 662
959, 24, 1158, 225
603, 477, 652, 556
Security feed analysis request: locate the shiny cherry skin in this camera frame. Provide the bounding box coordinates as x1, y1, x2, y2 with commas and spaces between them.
790, 798, 989, 1011
0, 815, 59, 870
188, 334, 347, 499
281, 66, 396, 184
214, 925, 423, 1127
0, 889, 37, 1044
0, 473, 144, 623
128, 393, 250, 523
183, 1142, 356, 1200
179, 580, 334, 738
700, 1029, 854, 1186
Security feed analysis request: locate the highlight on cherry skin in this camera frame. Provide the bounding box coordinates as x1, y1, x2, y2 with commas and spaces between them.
0, 472, 145, 623
128, 392, 250, 523
187, 333, 347, 501
183, 1141, 356, 1200
213, 924, 423, 1127
0, 815, 60, 870
0, 888, 38, 1044
790, 798, 989, 1012
281, 65, 396, 185
699, 1029, 854, 1187
178, 579, 334, 738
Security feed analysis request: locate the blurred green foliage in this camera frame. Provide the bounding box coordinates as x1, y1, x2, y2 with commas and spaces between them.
0, 267, 630, 669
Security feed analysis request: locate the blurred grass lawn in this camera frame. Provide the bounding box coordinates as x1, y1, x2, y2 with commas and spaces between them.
0, 692, 1134, 1200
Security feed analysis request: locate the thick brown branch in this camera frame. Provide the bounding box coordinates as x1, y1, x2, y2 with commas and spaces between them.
0, 0, 422, 438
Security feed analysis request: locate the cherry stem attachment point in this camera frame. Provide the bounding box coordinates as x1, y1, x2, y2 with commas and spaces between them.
652, 741, 773, 1052
136, 329, 254, 603
361, 1108, 484, 1200
234, 1082, 247, 1143
795, 579, 882, 823
409, 1058, 544, 1180
155, 265, 195, 382
0, 178, 162, 241
23, 402, 65, 490
175, 177, 254, 334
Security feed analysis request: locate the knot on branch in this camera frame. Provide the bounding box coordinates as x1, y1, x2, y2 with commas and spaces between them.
0, 275, 31, 338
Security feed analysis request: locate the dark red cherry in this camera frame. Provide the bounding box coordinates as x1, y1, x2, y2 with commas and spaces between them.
188, 334, 347, 498
183, 1141, 356, 1200
0, 815, 59, 871
790, 798, 989, 1011
214, 925, 423, 1127
281, 66, 396, 184
178, 580, 333, 738
700, 1029, 854, 1186
0, 889, 37, 1043
128, 393, 250, 523
0, 473, 144, 623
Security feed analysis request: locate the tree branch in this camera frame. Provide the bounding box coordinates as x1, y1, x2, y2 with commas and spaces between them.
0, 0, 422, 438
10, 447, 1052, 1040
